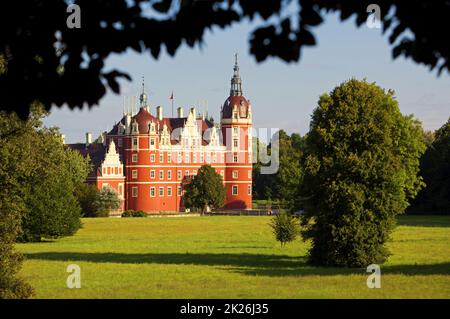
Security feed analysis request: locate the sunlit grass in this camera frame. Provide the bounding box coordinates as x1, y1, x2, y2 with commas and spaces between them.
16, 215, 450, 298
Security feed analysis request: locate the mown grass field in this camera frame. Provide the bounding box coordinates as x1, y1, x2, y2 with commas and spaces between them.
16, 215, 450, 298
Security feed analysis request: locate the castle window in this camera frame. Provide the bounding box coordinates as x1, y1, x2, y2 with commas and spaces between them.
200, 152, 204, 163
132, 154, 138, 163
233, 170, 238, 179
118, 138, 123, 147
233, 139, 239, 148
233, 112, 238, 119
177, 186, 182, 196
177, 170, 182, 180
193, 153, 197, 163
192, 170, 197, 176
150, 170, 155, 179
232, 185, 238, 195
150, 154, 155, 162
185, 170, 189, 177
167, 170, 172, 180
167, 187, 172, 196
248, 185, 252, 195
233, 155, 238, 163
220, 170, 224, 177
159, 187, 164, 197
132, 170, 138, 179
150, 187, 155, 197
132, 137, 138, 150
213, 153, 217, 163
177, 152, 182, 163
206, 153, 211, 163
159, 153, 164, 162
150, 138, 156, 148
185, 152, 190, 163
132, 187, 138, 197
167, 153, 172, 163
159, 170, 164, 180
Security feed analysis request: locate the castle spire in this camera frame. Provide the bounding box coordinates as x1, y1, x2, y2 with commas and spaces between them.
230, 53, 243, 96
139, 76, 148, 109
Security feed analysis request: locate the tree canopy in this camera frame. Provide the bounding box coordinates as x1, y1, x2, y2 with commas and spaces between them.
298, 79, 426, 267
253, 130, 304, 208
183, 164, 226, 214
2, 0, 450, 119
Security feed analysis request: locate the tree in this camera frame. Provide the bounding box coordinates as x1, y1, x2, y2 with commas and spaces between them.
299, 79, 426, 267
92, 187, 121, 217
409, 118, 450, 214
2, 1, 450, 119
20, 126, 90, 242
183, 165, 226, 214
253, 130, 304, 208
75, 183, 101, 217
270, 210, 299, 247
0, 111, 34, 298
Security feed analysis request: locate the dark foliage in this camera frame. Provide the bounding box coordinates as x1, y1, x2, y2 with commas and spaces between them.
2, 1, 450, 119
409, 118, 450, 214
122, 210, 147, 217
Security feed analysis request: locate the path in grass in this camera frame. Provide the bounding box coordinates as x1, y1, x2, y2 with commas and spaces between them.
17, 215, 450, 298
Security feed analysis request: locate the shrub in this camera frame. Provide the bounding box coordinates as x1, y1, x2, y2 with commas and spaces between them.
270, 210, 299, 247
121, 210, 147, 217
92, 187, 121, 217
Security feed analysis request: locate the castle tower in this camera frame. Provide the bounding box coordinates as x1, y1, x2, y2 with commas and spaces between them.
221, 54, 253, 209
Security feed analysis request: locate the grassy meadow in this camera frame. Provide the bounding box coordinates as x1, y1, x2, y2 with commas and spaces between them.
16, 215, 450, 298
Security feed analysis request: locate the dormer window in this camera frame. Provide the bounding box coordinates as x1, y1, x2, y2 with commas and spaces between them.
233, 112, 238, 119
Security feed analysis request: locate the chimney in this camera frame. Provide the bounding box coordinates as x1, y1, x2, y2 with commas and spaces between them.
61, 134, 65, 144
177, 107, 184, 118
101, 131, 107, 146
86, 132, 92, 147
156, 106, 163, 120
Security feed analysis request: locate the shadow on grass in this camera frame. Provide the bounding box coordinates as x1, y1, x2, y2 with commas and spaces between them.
24, 252, 450, 277
397, 215, 450, 227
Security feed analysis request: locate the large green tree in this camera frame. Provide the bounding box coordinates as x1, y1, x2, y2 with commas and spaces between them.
253, 130, 304, 208
2, 1, 450, 119
183, 165, 226, 214
299, 79, 426, 267
409, 118, 450, 214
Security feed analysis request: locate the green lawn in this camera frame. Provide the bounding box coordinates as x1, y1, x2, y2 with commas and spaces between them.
16, 215, 450, 298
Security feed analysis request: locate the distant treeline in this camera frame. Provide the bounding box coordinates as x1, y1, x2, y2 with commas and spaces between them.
253, 119, 450, 215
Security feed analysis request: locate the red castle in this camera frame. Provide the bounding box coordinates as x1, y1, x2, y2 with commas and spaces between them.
69, 55, 253, 213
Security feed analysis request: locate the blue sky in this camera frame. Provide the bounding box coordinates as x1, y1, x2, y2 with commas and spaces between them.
45, 13, 450, 143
